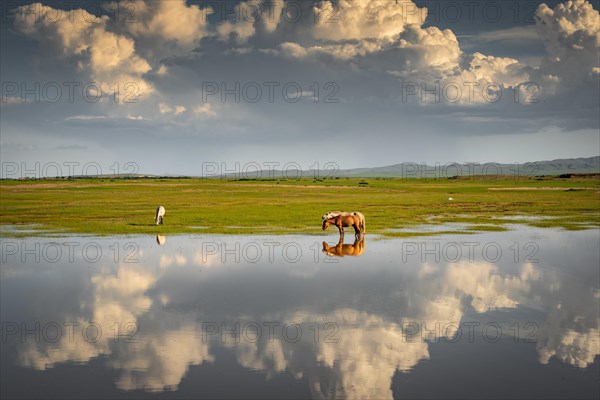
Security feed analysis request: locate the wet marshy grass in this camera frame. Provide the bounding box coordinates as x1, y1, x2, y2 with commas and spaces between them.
1, 176, 598, 237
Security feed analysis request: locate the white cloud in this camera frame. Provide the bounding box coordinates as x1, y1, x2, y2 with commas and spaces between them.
6, 0, 599, 169
112, 0, 211, 56
158, 103, 173, 114
227, 339, 288, 378
158, 103, 187, 116
156, 64, 168, 76
193, 104, 216, 118
468, 53, 531, 87
111, 326, 214, 392
305, 309, 429, 399
65, 115, 108, 121
278, 39, 384, 61
13, 3, 154, 98
538, 327, 600, 368
535, 0, 600, 83
311, 0, 427, 41
269, 2, 531, 105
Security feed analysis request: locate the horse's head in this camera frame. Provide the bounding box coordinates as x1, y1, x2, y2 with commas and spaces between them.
322, 240, 343, 256
322, 219, 331, 231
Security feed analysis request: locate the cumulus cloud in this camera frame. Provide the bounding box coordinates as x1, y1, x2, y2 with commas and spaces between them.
220, 310, 431, 400
9, 231, 599, 397
443, 262, 539, 313
536, 285, 600, 369
114, 0, 210, 56
226, 339, 288, 378
110, 326, 214, 392
254, 1, 532, 105
9, 0, 599, 120
538, 326, 600, 368
15, 260, 215, 392
17, 319, 109, 370
310, 0, 427, 41
247, 0, 595, 108
90, 265, 155, 326
467, 52, 531, 88
11, 0, 212, 102
17, 263, 155, 371
535, 0, 600, 79
305, 309, 429, 400
13, 3, 153, 97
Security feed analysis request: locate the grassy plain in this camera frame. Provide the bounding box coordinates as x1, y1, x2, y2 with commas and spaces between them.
1, 176, 598, 237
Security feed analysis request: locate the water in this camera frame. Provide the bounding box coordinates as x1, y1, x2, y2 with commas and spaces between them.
1, 228, 599, 399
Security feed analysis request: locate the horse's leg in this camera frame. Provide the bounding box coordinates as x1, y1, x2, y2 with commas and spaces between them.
338, 223, 344, 238
353, 223, 361, 238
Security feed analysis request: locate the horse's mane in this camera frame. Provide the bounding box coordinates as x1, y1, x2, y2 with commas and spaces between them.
322, 211, 351, 219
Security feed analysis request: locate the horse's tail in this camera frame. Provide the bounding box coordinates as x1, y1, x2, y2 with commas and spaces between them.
355, 212, 365, 233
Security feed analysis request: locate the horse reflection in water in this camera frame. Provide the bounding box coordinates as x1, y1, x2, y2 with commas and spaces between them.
322, 235, 365, 257
156, 235, 166, 246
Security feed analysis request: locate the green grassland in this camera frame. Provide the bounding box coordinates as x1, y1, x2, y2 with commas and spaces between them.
1, 175, 599, 237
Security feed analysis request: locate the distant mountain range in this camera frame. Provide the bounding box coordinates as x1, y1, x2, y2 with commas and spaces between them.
321, 156, 600, 178
4, 157, 599, 180
213, 156, 600, 179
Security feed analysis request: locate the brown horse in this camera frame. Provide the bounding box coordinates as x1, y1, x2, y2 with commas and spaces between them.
322, 211, 365, 234
322, 236, 365, 257
322, 213, 364, 238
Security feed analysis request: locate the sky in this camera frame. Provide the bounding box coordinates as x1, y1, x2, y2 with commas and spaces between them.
1, 0, 599, 176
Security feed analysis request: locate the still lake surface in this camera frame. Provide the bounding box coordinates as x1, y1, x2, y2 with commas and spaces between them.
1, 227, 599, 399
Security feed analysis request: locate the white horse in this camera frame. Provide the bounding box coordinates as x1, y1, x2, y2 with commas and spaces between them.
321, 211, 366, 234
155, 205, 165, 225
